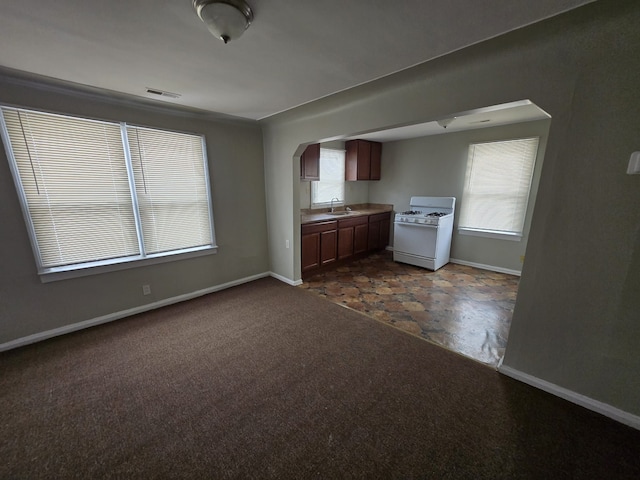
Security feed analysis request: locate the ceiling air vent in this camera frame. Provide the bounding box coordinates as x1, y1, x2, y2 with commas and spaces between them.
146, 87, 181, 99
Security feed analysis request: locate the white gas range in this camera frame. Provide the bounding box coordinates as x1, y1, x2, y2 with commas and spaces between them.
393, 196, 456, 271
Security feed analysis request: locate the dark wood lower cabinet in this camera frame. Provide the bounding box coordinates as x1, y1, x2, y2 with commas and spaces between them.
368, 219, 381, 251
302, 221, 337, 273
338, 216, 368, 261
302, 212, 391, 277
320, 229, 337, 266
337, 226, 355, 260
368, 212, 391, 251
301, 232, 320, 272
354, 223, 369, 254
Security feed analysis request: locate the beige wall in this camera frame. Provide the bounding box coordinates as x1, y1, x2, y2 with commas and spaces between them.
0, 74, 268, 345
372, 119, 550, 272
262, 1, 640, 417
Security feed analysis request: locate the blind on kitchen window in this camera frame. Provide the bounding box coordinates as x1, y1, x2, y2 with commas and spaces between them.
1, 108, 139, 268
459, 137, 539, 236
311, 148, 345, 206
126, 126, 213, 254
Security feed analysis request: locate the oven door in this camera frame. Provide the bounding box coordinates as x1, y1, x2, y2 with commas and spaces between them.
393, 222, 438, 258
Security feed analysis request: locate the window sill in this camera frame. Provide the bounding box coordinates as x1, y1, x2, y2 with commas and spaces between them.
39, 245, 218, 283
458, 228, 523, 242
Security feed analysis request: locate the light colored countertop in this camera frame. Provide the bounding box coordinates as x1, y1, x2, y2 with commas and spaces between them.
301, 203, 393, 225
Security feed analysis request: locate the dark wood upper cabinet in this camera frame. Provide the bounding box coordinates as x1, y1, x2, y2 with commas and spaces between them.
369, 141, 382, 180
345, 139, 382, 181
300, 143, 320, 181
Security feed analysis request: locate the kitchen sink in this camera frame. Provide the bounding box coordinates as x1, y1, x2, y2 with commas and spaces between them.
328, 211, 357, 216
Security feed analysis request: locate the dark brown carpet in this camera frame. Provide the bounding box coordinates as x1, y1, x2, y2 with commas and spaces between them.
1, 277, 639, 479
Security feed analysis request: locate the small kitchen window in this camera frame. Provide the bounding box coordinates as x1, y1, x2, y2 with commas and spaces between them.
458, 137, 539, 240
311, 148, 345, 207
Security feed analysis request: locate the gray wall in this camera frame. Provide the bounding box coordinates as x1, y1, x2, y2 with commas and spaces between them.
262, 1, 640, 418
372, 119, 550, 272
0, 74, 268, 345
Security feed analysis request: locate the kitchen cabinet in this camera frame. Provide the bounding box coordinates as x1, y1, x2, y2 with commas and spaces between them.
345, 139, 382, 181
301, 220, 337, 272
302, 210, 391, 276
337, 216, 368, 260
368, 212, 391, 251
354, 222, 369, 255
300, 143, 320, 181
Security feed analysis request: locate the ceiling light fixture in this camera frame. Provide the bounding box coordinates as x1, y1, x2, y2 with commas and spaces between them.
436, 117, 456, 129
193, 0, 253, 44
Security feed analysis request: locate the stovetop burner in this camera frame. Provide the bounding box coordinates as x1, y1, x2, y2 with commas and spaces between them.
401, 210, 422, 215
426, 212, 448, 217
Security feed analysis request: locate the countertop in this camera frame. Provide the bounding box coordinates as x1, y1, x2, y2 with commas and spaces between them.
301, 203, 393, 225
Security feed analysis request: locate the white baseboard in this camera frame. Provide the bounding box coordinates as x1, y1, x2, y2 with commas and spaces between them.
270, 271, 302, 286
449, 258, 521, 276
498, 364, 640, 431
0, 272, 271, 353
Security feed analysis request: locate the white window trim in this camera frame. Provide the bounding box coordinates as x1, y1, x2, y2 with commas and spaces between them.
40, 246, 216, 283
458, 137, 539, 239
458, 227, 523, 242
0, 106, 218, 282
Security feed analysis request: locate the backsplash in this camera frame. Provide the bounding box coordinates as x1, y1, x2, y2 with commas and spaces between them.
300, 203, 392, 215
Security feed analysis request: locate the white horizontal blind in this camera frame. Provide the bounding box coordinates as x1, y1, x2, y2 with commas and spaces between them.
1, 108, 139, 268
311, 148, 345, 206
459, 137, 539, 235
127, 126, 212, 254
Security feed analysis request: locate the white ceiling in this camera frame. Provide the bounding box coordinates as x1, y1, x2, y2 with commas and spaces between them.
346, 100, 551, 142
0, 0, 593, 121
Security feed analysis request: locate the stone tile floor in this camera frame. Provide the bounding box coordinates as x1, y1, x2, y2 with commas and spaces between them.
298, 250, 520, 367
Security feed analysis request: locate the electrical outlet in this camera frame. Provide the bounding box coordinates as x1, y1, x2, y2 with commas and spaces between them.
519, 255, 525, 263
286, 239, 290, 249
142, 284, 151, 295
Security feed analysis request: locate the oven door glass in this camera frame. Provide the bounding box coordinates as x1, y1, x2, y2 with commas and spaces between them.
393, 222, 438, 258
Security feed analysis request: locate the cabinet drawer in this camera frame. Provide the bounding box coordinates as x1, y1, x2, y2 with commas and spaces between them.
338, 216, 368, 228
302, 221, 338, 235
369, 212, 390, 223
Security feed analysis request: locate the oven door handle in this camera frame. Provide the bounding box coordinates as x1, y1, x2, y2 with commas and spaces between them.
394, 222, 439, 228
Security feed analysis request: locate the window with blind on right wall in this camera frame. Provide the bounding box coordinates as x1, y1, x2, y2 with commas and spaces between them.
458, 137, 539, 241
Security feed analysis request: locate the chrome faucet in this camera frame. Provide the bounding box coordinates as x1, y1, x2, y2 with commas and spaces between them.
330, 197, 340, 212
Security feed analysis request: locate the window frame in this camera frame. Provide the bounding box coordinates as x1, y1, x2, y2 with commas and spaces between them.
0, 105, 218, 283
458, 136, 540, 241
311, 147, 346, 208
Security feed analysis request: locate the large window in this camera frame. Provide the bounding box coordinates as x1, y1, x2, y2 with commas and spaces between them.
0, 106, 216, 280
459, 137, 539, 240
311, 148, 345, 207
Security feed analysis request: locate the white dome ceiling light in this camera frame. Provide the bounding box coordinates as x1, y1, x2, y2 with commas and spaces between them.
193, 0, 254, 44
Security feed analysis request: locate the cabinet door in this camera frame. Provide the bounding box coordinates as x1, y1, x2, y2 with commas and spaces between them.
368, 220, 381, 251
380, 215, 390, 248
346, 139, 372, 181
345, 140, 359, 181
300, 143, 320, 181
338, 226, 355, 260
356, 141, 371, 180
301, 232, 320, 272
369, 141, 382, 180
354, 223, 369, 254
320, 229, 338, 265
